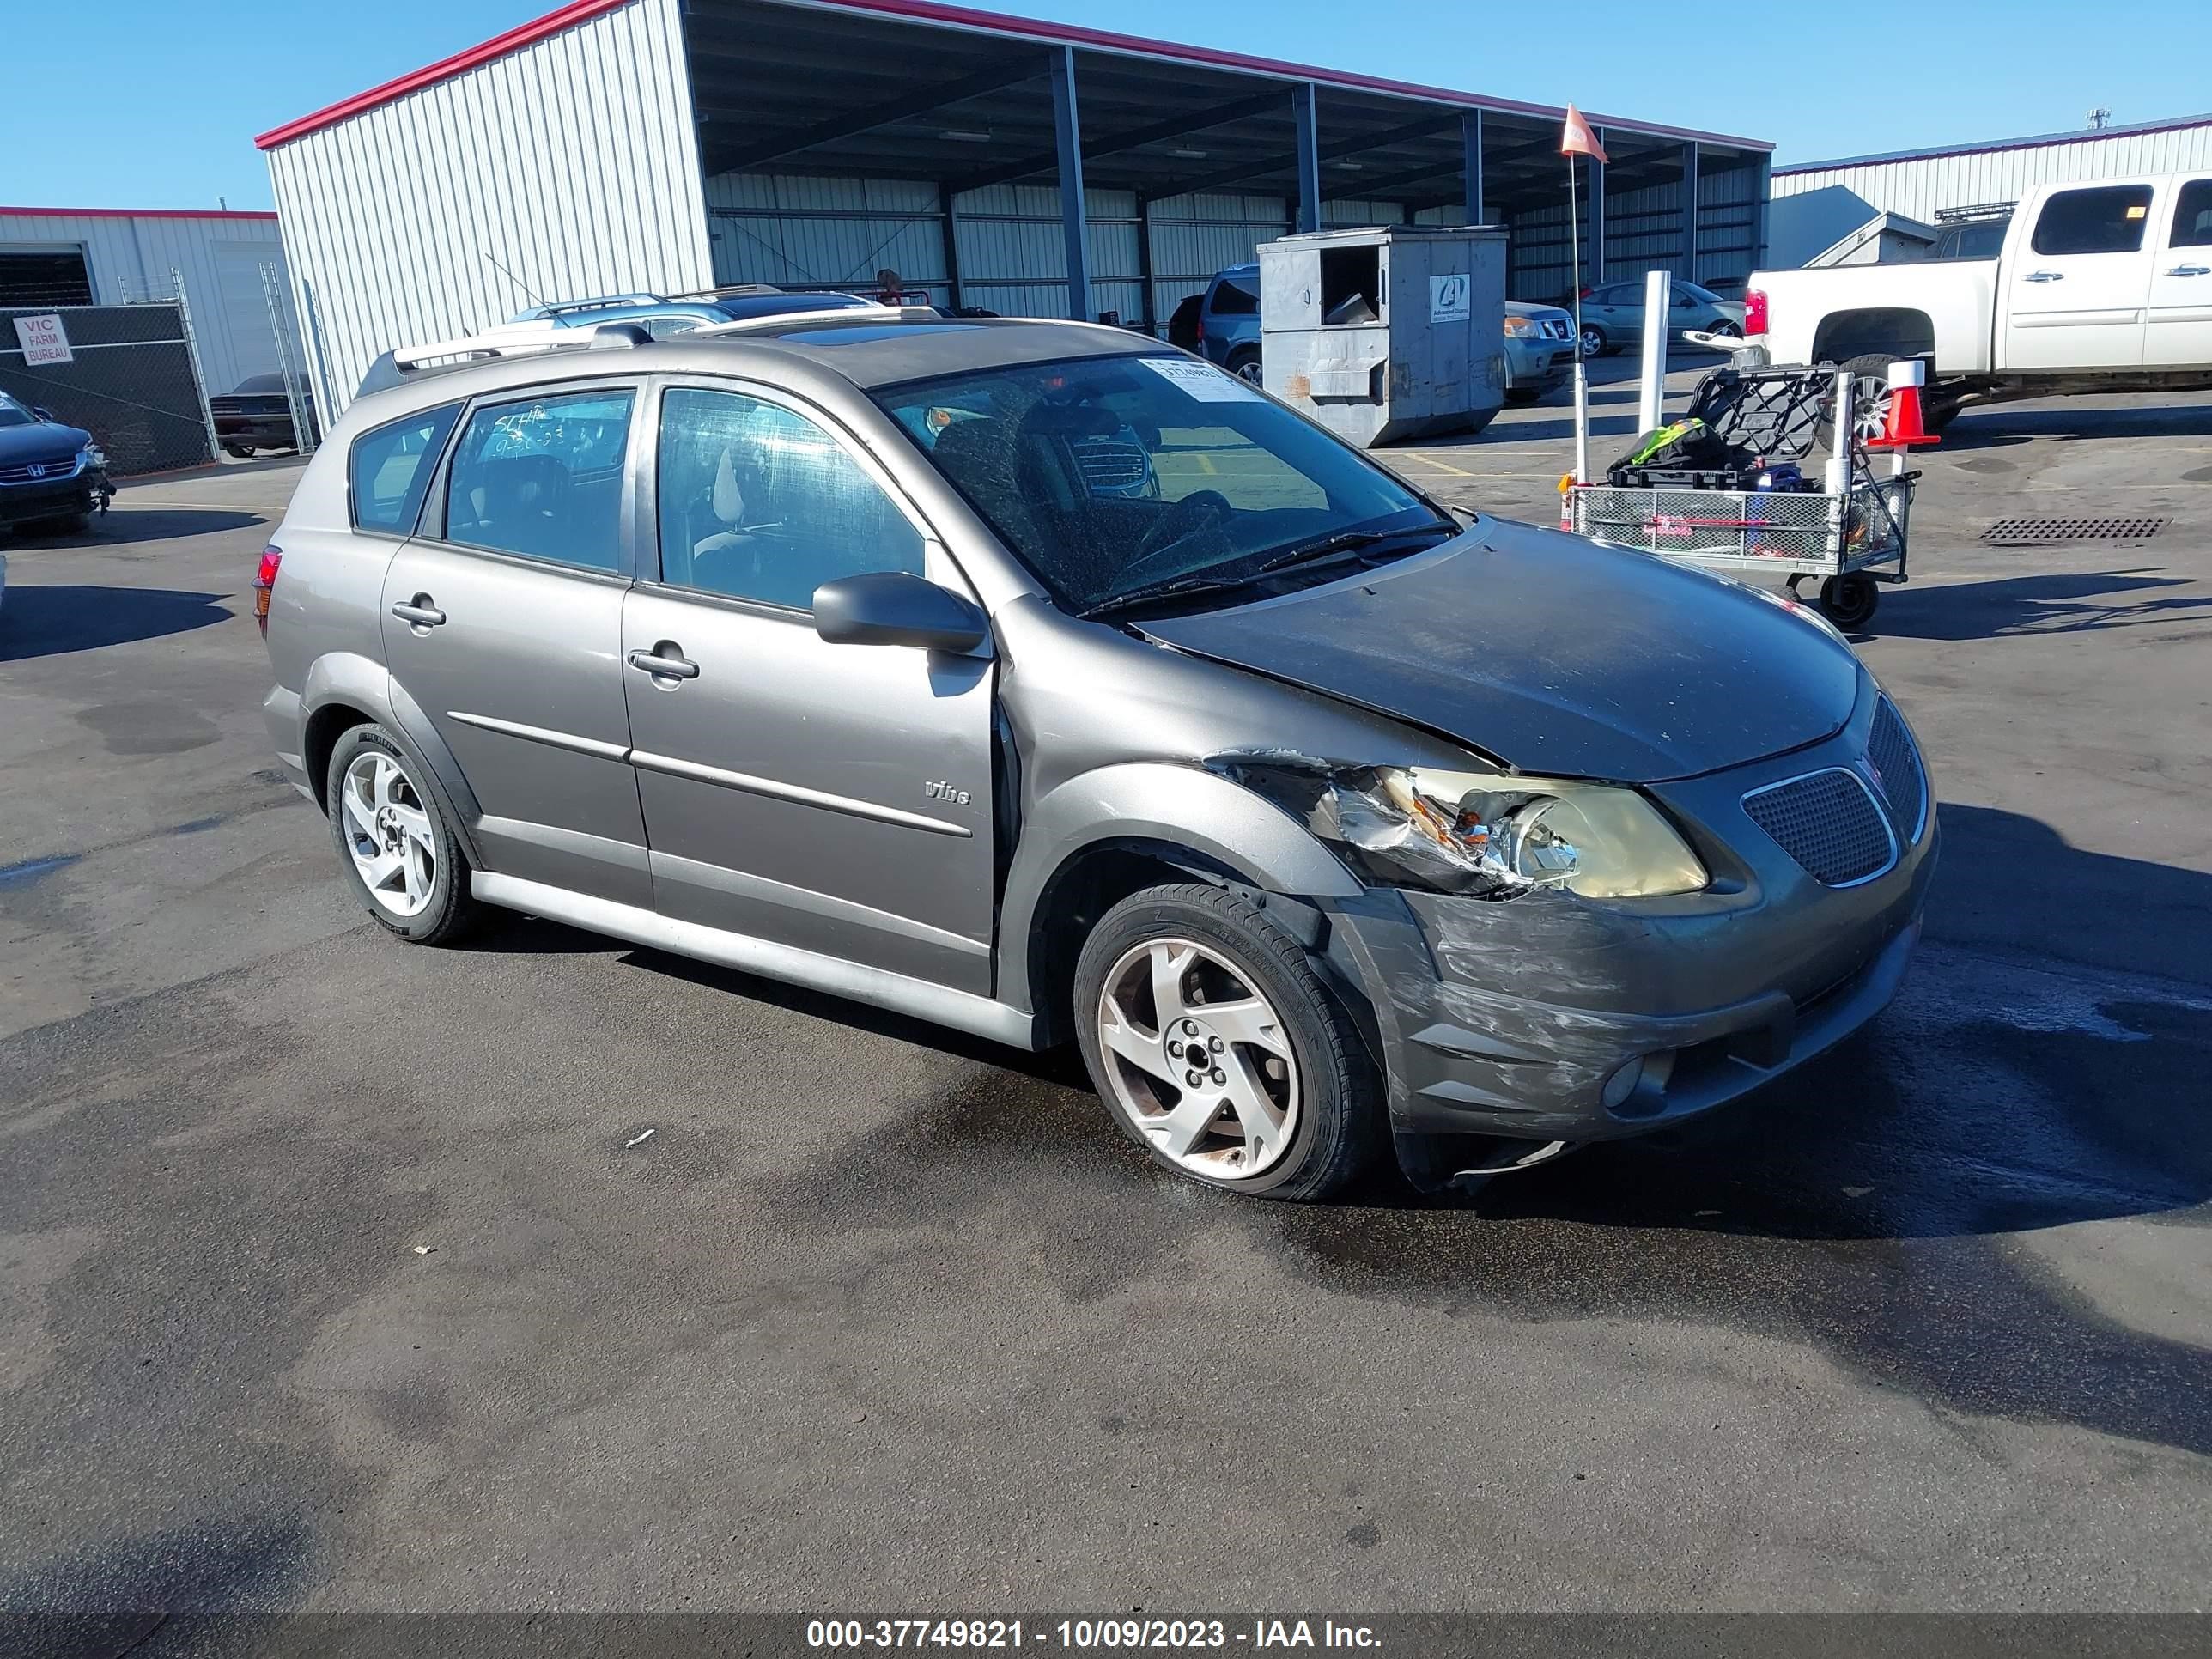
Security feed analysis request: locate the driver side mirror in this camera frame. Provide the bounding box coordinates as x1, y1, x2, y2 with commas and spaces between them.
813, 570, 988, 654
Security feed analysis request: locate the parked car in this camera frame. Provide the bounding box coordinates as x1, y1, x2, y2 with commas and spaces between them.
0, 392, 112, 533
258, 314, 1931, 1201
1504, 301, 1576, 402
1176, 264, 1265, 383
1180, 264, 1577, 404
1747, 169, 2212, 436
213, 373, 317, 457
1575, 278, 1747, 358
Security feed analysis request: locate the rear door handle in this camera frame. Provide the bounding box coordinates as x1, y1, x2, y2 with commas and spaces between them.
391, 598, 446, 627
2166, 264, 2211, 277
628, 645, 700, 681
2023, 270, 2065, 283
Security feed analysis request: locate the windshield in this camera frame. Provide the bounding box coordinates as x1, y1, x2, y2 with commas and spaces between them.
875, 353, 1450, 615
233, 374, 289, 395
0, 394, 33, 428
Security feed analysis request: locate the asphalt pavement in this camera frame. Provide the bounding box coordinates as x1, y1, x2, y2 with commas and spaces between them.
2, 380, 2208, 1623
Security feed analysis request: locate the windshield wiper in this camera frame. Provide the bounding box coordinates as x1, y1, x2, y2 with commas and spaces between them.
1243, 520, 1455, 578
1079, 520, 1457, 621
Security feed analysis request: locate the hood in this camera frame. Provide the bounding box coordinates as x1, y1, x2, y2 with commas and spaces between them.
1505, 301, 1573, 323
0, 420, 89, 466
1139, 518, 1863, 783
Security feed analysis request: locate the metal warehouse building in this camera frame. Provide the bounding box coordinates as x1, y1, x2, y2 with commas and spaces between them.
0, 206, 302, 400
258, 0, 1772, 416
1769, 112, 2212, 267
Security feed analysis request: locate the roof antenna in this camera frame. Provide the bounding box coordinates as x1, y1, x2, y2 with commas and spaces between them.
484, 251, 547, 309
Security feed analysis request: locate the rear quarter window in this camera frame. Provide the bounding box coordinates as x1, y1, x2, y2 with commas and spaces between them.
1207, 276, 1260, 317
349, 403, 460, 534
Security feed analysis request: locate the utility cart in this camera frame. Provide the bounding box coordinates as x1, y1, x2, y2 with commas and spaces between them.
1565, 364, 1917, 629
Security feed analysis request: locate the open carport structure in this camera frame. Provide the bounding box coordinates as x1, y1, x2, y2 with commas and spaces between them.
259, 0, 1771, 413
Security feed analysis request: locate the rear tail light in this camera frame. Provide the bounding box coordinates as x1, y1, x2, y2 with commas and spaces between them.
253, 544, 282, 636
1194, 315, 1205, 346
1579, 286, 1594, 300
1744, 288, 1769, 336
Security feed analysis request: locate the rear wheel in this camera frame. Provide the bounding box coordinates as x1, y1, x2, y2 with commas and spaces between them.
325, 723, 481, 945
1074, 884, 1379, 1200
1578, 324, 1608, 359
1226, 347, 1264, 387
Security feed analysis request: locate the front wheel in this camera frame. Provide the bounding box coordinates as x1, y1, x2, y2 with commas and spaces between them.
1073, 884, 1380, 1200
325, 723, 481, 944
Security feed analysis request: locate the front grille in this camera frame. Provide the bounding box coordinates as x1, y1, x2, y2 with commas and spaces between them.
1072, 436, 1150, 493
1741, 768, 1897, 887
1865, 696, 1928, 841
0, 455, 80, 486
1540, 317, 1575, 341
210, 396, 291, 417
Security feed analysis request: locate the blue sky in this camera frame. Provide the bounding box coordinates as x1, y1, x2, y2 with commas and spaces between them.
5, 0, 2206, 212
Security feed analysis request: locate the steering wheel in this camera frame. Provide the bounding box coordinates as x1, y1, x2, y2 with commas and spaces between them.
1133, 490, 1232, 562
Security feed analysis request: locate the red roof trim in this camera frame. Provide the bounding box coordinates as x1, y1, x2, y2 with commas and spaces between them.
256, 0, 1772, 155
254, 0, 632, 150
0, 206, 278, 221
1775, 112, 2212, 175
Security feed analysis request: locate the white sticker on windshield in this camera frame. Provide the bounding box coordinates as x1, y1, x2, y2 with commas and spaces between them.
1138, 356, 1262, 402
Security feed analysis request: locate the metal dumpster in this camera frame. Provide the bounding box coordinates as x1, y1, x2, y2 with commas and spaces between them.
1256, 225, 1506, 447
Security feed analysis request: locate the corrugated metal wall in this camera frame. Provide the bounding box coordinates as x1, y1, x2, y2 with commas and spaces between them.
1772, 121, 2212, 223
1149, 192, 1292, 321
1507, 160, 1760, 300
265, 0, 711, 414
705, 173, 948, 302
0, 211, 294, 396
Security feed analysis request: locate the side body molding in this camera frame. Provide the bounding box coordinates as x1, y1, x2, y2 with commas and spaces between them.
996, 760, 1362, 1018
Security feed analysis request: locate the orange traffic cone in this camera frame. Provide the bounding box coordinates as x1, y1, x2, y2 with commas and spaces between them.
1865, 358, 1937, 449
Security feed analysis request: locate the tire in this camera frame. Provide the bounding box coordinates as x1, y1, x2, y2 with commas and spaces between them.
1504, 386, 1541, 405
1820, 571, 1880, 629
1578, 324, 1607, 359
1226, 347, 1264, 387
223, 444, 253, 459
1818, 353, 1915, 447
1708, 320, 1742, 341
1073, 883, 1381, 1201
325, 723, 481, 945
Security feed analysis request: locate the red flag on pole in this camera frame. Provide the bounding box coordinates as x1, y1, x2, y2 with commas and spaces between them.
1560, 104, 1608, 164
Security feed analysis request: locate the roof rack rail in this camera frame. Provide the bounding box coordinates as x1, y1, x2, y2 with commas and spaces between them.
1933, 201, 2015, 224
690, 303, 932, 338
356, 319, 647, 395
511, 293, 669, 320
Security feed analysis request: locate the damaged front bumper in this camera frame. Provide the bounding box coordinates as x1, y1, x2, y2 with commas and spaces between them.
1310, 712, 1936, 1187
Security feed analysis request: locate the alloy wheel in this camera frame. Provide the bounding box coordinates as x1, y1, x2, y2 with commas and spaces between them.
340, 750, 438, 919
1095, 937, 1300, 1180
1579, 325, 1603, 359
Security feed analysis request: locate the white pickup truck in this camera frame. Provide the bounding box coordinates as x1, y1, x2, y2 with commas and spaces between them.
1744, 170, 2212, 434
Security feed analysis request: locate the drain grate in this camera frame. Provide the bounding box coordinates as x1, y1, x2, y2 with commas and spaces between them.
1981, 516, 2167, 545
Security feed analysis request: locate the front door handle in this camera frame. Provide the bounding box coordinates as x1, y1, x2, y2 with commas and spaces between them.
391, 597, 446, 628
2166, 264, 2211, 277
627, 644, 700, 681
2023, 270, 2065, 283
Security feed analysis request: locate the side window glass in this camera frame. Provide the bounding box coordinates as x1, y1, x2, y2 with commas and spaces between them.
2172, 179, 2212, 249
444, 389, 634, 572
2031, 185, 2154, 256
655, 386, 924, 611
349, 403, 459, 533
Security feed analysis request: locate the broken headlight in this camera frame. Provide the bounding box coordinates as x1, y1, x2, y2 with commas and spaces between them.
1226, 757, 1708, 900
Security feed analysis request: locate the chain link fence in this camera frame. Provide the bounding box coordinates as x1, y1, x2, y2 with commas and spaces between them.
1, 302, 215, 477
